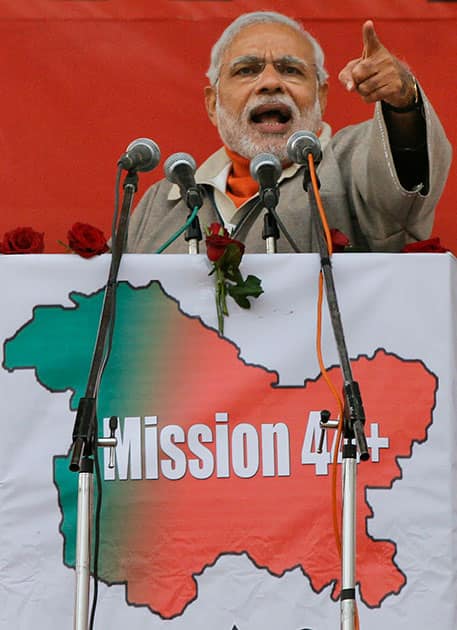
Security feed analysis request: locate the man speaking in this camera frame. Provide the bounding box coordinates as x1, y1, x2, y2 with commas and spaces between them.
126, 11, 452, 254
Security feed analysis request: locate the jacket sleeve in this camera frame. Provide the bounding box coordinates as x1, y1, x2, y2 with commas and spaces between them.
332, 86, 452, 252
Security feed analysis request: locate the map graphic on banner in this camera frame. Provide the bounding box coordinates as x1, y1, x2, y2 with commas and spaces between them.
4, 280, 437, 619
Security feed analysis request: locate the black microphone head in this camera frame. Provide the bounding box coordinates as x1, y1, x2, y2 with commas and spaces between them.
249, 152, 282, 183
164, 152, 203, 209
163, 152, 197, 184
286, 130, 322, 165
120, 137, 161, 172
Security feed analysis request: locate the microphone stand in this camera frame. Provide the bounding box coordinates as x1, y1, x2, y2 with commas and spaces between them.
300, 160, 369, 630
262, 210, 280, 253
68, 168, 139, 630
185, 210, 202, 254
260, 186, 280, 254
183, 185, 203, 254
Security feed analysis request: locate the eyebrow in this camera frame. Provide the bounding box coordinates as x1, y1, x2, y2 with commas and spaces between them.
228, 54, 311, 67
228, 55, 263, 67
221, 55, 316, 71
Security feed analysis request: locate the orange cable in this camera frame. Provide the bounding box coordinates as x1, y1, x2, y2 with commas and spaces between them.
308, 154, 334, 256
309, 152, 344, 548
310, 154, 360, 630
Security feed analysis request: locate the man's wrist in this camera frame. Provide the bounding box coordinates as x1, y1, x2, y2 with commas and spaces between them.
382, 76, 422, 114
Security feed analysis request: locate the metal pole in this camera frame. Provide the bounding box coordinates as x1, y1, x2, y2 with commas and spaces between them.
262, 210, 279, 253
74, 461, 93, 630
303, 158, 368, 630
341, 443, 357, 630
69, 169, 138, 630
185, 211, 202, 254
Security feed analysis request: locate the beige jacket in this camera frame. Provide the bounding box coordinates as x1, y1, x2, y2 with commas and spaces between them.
126, 96, 452, 254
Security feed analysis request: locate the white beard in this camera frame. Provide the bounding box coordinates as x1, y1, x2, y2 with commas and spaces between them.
215, 93, 322, 163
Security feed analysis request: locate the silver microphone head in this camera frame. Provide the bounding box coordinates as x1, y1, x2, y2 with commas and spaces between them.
122, 137, 161, 172
286, 130, 322, 165
249, 152, 282, 182
164, 152, 197, 183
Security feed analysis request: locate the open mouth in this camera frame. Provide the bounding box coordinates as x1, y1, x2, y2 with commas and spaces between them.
249, 103, 292, 130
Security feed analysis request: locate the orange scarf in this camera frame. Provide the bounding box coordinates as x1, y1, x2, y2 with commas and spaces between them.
224, 128, 322, 208
224, 147, 259, 208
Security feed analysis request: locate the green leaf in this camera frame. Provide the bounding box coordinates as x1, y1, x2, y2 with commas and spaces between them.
227, 274, 263, 309
243, 274, 264, 298
224, 266, 243, 284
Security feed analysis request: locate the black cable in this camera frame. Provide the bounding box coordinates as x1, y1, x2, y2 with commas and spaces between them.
89, 445, 103, 630
87, 164, 123, 628
230, 194, 301, 253
229, 198, 263, 240
268, 205, 301, 252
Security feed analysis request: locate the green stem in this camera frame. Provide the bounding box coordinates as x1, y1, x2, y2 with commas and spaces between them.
217, 290, 224, 335
215, 267, 226, 334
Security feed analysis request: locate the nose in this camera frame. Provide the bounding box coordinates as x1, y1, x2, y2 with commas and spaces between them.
254, 61, 285, 94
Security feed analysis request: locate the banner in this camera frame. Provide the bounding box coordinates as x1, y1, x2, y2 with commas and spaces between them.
1, 253, 456, 629
1, 0, 457, 20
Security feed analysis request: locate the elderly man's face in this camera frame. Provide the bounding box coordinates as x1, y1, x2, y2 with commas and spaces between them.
205, 22, 328, 162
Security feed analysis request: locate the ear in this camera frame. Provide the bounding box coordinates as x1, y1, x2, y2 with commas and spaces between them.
318, 82, 329, 116
204, 85, 218, 127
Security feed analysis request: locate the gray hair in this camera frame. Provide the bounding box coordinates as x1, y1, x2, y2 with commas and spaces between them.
206, 11, 329, 86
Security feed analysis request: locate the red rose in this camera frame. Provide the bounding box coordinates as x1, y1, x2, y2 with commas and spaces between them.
330, 228, 350, 253
0, 226, 44, 254
402, 237, 448, 253
67, 222, 109, 258
205, 222, 261, 335
207, 222, 228, 237
205, 223, 245, 263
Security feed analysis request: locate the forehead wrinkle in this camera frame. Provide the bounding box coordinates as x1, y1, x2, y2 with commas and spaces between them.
225, 54, 312, 72
279, 54, 310, 65
229, 54, 264, 67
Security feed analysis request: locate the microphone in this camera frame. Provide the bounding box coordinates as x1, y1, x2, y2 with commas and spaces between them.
286, 130, 322, 166
164, 152, 203, 210
249, 152, 282, 210
118, 137, 161, 172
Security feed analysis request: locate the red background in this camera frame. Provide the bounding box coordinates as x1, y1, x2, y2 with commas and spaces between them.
0, 0, 455, 252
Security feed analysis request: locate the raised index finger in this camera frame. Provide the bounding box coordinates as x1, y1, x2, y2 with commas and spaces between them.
362, 20, 382, 58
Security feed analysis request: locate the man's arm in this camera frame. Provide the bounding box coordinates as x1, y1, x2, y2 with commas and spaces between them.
338, 20, 429, 191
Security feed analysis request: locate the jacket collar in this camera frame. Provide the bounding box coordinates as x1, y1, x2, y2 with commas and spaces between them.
167, 122, 332, 201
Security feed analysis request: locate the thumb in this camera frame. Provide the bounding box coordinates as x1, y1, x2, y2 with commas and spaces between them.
362, 20, 382, 58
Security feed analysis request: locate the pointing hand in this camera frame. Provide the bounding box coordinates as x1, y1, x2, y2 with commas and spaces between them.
338, 20, 417, 109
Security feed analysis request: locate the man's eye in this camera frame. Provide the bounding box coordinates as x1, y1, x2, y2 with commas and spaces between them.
234, 64, 261, 76
282, 65, 303, 75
